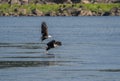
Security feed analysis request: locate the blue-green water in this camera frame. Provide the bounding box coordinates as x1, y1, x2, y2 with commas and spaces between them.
0, 16, 120, 81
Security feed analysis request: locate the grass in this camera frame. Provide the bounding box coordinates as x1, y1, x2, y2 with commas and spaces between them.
0, 4, 10, 13
0, 3, 120, 15
82, 3, 120, 12
36, 4, 60, 13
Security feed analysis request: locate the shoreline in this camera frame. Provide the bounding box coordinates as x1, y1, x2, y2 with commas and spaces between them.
0, 3, 120, 16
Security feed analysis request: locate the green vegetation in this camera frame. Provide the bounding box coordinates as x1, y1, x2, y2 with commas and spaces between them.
0, 3, 120, 16
80, 3, 120, 12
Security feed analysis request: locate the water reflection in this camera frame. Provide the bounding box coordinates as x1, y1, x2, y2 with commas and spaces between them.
0, 42, 57, 68
0, 61, 56, 68
99, 69, 120, 72
0, 42, 44, 49
0, 42, 47, 55
1, 54, 55, 58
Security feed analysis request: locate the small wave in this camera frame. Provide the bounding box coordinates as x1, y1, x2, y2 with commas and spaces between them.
99, 69, 120, 72
0, 60, 56, 68
0, 42, 46, 49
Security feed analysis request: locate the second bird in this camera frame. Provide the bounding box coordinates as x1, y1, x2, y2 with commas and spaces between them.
41, 21, 51, 41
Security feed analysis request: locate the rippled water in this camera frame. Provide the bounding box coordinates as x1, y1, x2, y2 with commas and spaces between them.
0, 16, 120, 81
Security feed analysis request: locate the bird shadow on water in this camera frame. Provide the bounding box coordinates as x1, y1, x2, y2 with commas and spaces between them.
0, 60, 56, 69
0, 53, 56, 69
0, 42, 58, 69
0, 42, 47, 48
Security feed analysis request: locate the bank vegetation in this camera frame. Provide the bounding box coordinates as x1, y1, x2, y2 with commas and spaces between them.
0, 3, 120, 16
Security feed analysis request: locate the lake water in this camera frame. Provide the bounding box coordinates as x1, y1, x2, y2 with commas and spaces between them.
0, 16, 120, 81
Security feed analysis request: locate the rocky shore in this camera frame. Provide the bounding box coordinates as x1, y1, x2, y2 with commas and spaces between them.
0, 0, 120, 16
0, 0, 120, 4
43, 6, 120, 16
1, 4, 120, 16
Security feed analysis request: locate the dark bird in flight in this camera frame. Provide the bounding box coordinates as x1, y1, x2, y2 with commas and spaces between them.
46, 40, 62, 51
41, 22, 51, 41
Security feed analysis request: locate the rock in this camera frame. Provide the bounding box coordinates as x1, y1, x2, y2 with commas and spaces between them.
18, 8, 27, 16
103, 12, 111, 16
58, 8, 64, 13
21, 0, 28, 5
54, 0, 72, 4
94, 0, 120, 3
27, 14, 36, 16
81, 0, 90, 4
10, 0, 20, 4
65, 0, 72, 4
97, 9, 104, 16
14, 8, 18, 12
79, 9, 93, 16
45, 11, 57, 16
110, 7, 120, 16
112, 0, 120, 3
22, 9, 27, 15
86, 10, 93, 16
70, 8, 81, 16
62, 11, 70, 16
58, 6, 93, 16
92, 11, 97, 16
9, 12, 14, 16
3, 13, 9, 16
32, 9, 43, 16
0, 0, 9, 4
71, 0, 81, 3
50, 11, 57, 16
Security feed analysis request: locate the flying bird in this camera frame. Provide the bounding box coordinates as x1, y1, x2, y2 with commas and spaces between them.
46, 40, 62, 51
41, 22, 51, 41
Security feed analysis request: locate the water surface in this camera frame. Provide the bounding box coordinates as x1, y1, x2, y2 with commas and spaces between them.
0, 16, 120, 81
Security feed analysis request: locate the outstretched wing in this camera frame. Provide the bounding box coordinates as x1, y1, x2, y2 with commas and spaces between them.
41, 22, 48, 37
